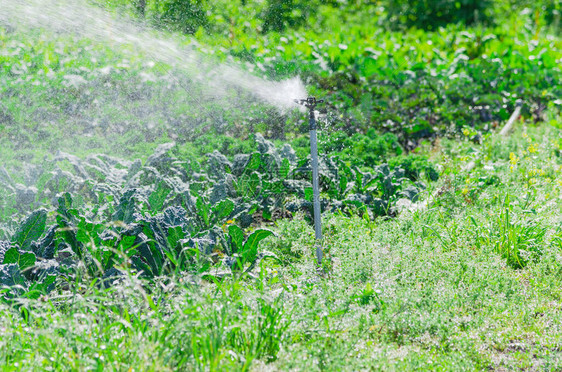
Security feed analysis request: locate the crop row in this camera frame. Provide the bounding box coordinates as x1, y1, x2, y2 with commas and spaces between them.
0, 135, 431, 298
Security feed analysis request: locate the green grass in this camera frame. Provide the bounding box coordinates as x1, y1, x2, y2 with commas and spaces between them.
2, 124, 562, 370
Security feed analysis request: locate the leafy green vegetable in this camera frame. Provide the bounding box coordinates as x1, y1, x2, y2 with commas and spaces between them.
148, 182, 172, 212
11, 209, 47, 251
2, 247, 36, 273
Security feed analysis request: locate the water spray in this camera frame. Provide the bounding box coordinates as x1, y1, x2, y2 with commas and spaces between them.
295, 97, 324, 267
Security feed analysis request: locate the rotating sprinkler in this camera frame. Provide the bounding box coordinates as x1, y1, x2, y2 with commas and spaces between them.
295, 97, 324, 267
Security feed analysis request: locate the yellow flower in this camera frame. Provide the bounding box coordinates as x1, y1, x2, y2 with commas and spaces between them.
528, 144, 538, 153
463, 128, 470, 136
462, 188, 469, 195
509, 152, 519, 165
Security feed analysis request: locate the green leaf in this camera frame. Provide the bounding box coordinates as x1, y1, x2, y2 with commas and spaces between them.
339, 175, 348, 197
142, 226, 163, 275
241, 229, 274, 264
213, 199, 235, 221
112, 189, 137, 223
2, 248, 19, 264
56, 217, 82, 259
131, 255, 154, 277
19, 252, 36, 271
149, 181, 172, 212
355, 171, 364, 193
245, 153, 262, 171
279, 158, 290, 179
228, 225, 244, 254
76, 218, 103, 245
167, 226, 185, 250
22, 290, 42, 299
304, 187, 313, 202
76, 222, 90, 244
237, 172, 261, 198
196, 196, 210, 227
98, 248, 115, 271
12, 209, 47, 251
2, 247, 36, 272
57, 193, 73, 216
263, 180, 285, 194
0, 263, 26, 287
262, 208, 272, 221
118, 235, 137, 256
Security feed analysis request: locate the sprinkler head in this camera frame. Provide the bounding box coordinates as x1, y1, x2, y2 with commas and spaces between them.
295, 97, 324, 130
294, 97, 324, 110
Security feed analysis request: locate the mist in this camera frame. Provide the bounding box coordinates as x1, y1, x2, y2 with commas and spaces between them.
0, 0, 307, 111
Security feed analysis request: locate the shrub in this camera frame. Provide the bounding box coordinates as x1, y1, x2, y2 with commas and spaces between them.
388, 154, 439, 181
318, 130, 403, 166
261, 0, 317, 33
384, 0, 493, 30
147, 0, 208, 34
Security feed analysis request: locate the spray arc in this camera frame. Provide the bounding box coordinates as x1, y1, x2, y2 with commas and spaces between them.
295, 97, 324, 267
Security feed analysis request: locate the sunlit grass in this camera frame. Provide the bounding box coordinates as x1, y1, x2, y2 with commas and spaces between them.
1, 122, 562, 370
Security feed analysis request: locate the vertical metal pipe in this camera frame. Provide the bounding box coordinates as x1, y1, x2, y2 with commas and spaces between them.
309, 109, 322, 265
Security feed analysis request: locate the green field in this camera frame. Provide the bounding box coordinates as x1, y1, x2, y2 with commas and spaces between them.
1, 0, 562, 370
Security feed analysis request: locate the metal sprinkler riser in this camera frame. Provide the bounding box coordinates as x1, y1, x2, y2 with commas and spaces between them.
295, 97, 324, 267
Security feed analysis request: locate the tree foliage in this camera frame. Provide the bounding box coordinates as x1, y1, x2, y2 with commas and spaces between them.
148, 0, 208, 34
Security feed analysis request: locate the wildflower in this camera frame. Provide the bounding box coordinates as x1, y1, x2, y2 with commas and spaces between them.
463, 128, 470, 136
222, 219, 235, 232
509, 152, 519, 165
462, 188, 469, 195
528, 144, 539, 153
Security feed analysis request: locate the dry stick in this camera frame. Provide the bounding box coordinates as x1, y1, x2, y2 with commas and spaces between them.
409, 102, 523, 213
463, 101, 523, 172
499, 102, 523, 137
